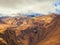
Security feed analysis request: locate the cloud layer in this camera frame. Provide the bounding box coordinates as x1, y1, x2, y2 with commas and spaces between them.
0, 0, 59, 15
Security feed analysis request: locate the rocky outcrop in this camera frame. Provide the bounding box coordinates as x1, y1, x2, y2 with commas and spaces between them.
0, 14, 60, 45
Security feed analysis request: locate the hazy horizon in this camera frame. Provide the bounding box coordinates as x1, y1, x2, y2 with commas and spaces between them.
0, 0, 60, 16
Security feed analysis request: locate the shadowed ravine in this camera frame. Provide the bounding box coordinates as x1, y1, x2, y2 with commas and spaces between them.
0, 14, 60, 45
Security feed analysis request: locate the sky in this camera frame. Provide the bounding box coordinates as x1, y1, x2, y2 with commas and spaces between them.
0, 0, 60, 16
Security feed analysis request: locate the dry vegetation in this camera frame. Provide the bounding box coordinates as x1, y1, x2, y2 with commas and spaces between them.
0, 14, 60, 45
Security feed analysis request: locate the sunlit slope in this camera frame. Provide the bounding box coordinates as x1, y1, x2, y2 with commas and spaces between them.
37, 15, 60, 45
0, 14, 60, 45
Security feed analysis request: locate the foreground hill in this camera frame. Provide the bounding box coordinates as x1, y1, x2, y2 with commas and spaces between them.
0, 14, 60, 45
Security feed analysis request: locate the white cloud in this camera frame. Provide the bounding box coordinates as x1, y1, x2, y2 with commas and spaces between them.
0, 0, 58, 16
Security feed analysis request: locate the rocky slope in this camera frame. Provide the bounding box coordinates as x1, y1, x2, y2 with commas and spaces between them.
0, 14, 60, 45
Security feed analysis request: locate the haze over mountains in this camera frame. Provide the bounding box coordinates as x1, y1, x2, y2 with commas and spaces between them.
0, 12, 43, 17
0, 13, 60, 45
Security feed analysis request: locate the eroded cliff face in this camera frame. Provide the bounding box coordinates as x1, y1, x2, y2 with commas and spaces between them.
0, 14, 60, 45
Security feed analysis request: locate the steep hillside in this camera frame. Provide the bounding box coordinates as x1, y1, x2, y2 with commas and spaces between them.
37, 15, 60, 45
0, 14, 60, 45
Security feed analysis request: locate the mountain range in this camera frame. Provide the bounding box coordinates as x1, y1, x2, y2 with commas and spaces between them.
0, 13, 60, 45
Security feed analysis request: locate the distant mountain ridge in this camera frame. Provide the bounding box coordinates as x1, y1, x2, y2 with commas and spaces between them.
0, 12, 43, 17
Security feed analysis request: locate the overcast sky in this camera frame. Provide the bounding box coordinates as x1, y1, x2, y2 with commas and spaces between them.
0, 0, 60, 16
